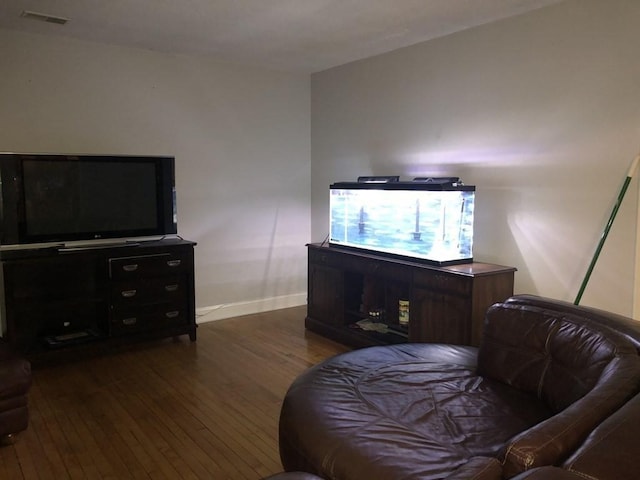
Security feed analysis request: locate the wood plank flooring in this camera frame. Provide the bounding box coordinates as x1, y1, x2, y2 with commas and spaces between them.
0, 306, 349, 480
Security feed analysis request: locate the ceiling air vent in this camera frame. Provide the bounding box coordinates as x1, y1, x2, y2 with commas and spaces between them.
20, 10, 69, 25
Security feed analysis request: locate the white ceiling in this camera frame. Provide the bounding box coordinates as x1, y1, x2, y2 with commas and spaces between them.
0, 0, 565, 73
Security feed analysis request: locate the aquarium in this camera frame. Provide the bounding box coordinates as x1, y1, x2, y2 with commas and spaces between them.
329, 181, 475, 265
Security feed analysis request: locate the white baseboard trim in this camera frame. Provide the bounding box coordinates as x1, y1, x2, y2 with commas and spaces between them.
195, 293, 306, 324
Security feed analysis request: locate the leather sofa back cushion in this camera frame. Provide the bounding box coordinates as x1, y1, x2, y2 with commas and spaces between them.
505, 294, 640, 353
477, 303, 637, 412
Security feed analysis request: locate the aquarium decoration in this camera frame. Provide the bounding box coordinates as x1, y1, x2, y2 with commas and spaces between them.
329, 179, 475, 265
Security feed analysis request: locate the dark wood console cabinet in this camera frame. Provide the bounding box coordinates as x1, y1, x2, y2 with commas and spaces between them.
0, 238, 196, 362
306, 243, 516, 348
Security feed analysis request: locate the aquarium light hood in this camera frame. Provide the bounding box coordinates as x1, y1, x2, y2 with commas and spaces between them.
413, 177, 461, 185
332, 180, 472, 192
357, 176, 400, 183
352, 176, 464, 188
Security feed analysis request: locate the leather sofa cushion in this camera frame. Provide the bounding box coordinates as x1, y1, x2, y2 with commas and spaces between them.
445, 457, 502, 479
279, 344, 551, 480
263, 473, 324, 480
0, 339, 31, 437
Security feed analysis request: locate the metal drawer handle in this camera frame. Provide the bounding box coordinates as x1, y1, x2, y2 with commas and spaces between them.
122, 317, 137, 326
122, 264, 139, 272
164, 284, 179, 292
167, 260, 181, 267
121, 289, 137, 298
165, 311, 180, 318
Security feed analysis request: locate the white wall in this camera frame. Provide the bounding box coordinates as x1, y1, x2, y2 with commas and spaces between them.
311, 0, 640, 316
0, 29, 310, 319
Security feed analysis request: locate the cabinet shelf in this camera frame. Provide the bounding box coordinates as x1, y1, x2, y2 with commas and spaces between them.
41, 329, 104, 349
306, 243, 516, 348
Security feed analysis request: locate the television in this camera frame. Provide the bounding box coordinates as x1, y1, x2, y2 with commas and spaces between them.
0, 153, 177, 247
329, 181, 475, 265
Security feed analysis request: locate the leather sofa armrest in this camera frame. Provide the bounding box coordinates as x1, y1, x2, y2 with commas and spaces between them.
501, 358, 640, 478
559, 392, 640, 479
0, 338, 31, 399
509, 466, 585, 480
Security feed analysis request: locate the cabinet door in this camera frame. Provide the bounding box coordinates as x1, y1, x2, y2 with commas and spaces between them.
307, 264, 343, 326
2, 257, 106, 350
410, 288, 470, 344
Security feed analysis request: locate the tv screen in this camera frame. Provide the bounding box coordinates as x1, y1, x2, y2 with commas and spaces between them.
0, 154, 177, 246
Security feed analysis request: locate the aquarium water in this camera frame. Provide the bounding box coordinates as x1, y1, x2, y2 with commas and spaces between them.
329, 187, 474, 264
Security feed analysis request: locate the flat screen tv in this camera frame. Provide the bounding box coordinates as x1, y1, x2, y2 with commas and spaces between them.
329, 181, 475, 265
0, 153, 177, 247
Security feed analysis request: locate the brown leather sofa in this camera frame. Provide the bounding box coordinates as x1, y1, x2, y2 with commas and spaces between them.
0, 338, 31, 443
275, 295, 640, 479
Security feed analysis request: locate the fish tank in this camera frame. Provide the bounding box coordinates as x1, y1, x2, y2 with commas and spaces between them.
329, 180, 475, 265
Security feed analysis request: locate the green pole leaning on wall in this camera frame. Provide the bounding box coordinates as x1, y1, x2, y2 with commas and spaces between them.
574, 153, 640, 305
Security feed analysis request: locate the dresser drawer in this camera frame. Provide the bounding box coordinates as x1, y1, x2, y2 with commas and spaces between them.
110, 303, 188, 335
110, 277, 187, 306
109, 253, 190, 280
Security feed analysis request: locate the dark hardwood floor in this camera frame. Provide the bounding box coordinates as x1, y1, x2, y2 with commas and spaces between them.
0, 306, 349, 479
